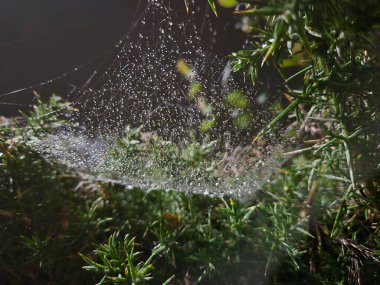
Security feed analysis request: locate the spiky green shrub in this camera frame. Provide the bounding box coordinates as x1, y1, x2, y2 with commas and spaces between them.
1, 1, 380, 284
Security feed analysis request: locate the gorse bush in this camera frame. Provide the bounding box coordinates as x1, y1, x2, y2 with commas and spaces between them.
228, 0, 380, 182
1, 0, 380, 284
221, 0, 380, 283
1, 91, 379, 284
235, 0, 380, 181
0, 109, 309, 284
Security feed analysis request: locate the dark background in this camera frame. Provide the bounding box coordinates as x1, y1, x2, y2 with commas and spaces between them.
0, 0, 242, 117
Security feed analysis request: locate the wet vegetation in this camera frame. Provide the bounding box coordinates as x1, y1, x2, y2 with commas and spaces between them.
1, 0, 380, 284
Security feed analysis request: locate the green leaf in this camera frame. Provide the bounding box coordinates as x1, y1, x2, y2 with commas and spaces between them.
217, 0, 237, 9
208, 0, 218, 16
234, 112, 253, 129
200, 120, 216, 132
224, 91, 249, 109
261, 22, 284, 66
188, 82, 201, 98
78, 252, 106, 270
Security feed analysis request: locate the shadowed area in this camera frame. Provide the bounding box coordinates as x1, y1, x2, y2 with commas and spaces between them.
0, 0, 243, 117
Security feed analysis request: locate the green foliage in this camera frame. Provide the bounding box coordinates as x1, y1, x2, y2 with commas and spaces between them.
213, 1, 380, 282
96, 127, 219, 186
19, 92, 76, 135
79, 234, 166, 284
1, 115, 379, 284
1, 1, 380, 284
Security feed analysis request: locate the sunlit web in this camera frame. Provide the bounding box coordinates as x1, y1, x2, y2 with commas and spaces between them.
1, 0, 283, 197
70, 0, 260, 141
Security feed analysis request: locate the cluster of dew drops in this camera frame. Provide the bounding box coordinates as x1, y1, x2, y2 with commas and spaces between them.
30, 0, 276, 197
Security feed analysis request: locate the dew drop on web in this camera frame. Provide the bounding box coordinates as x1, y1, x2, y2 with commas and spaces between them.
25, 0, 284, 198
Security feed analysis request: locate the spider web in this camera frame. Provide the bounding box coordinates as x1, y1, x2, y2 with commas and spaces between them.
70, 0, 254, 140
4, 0, 284, 197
